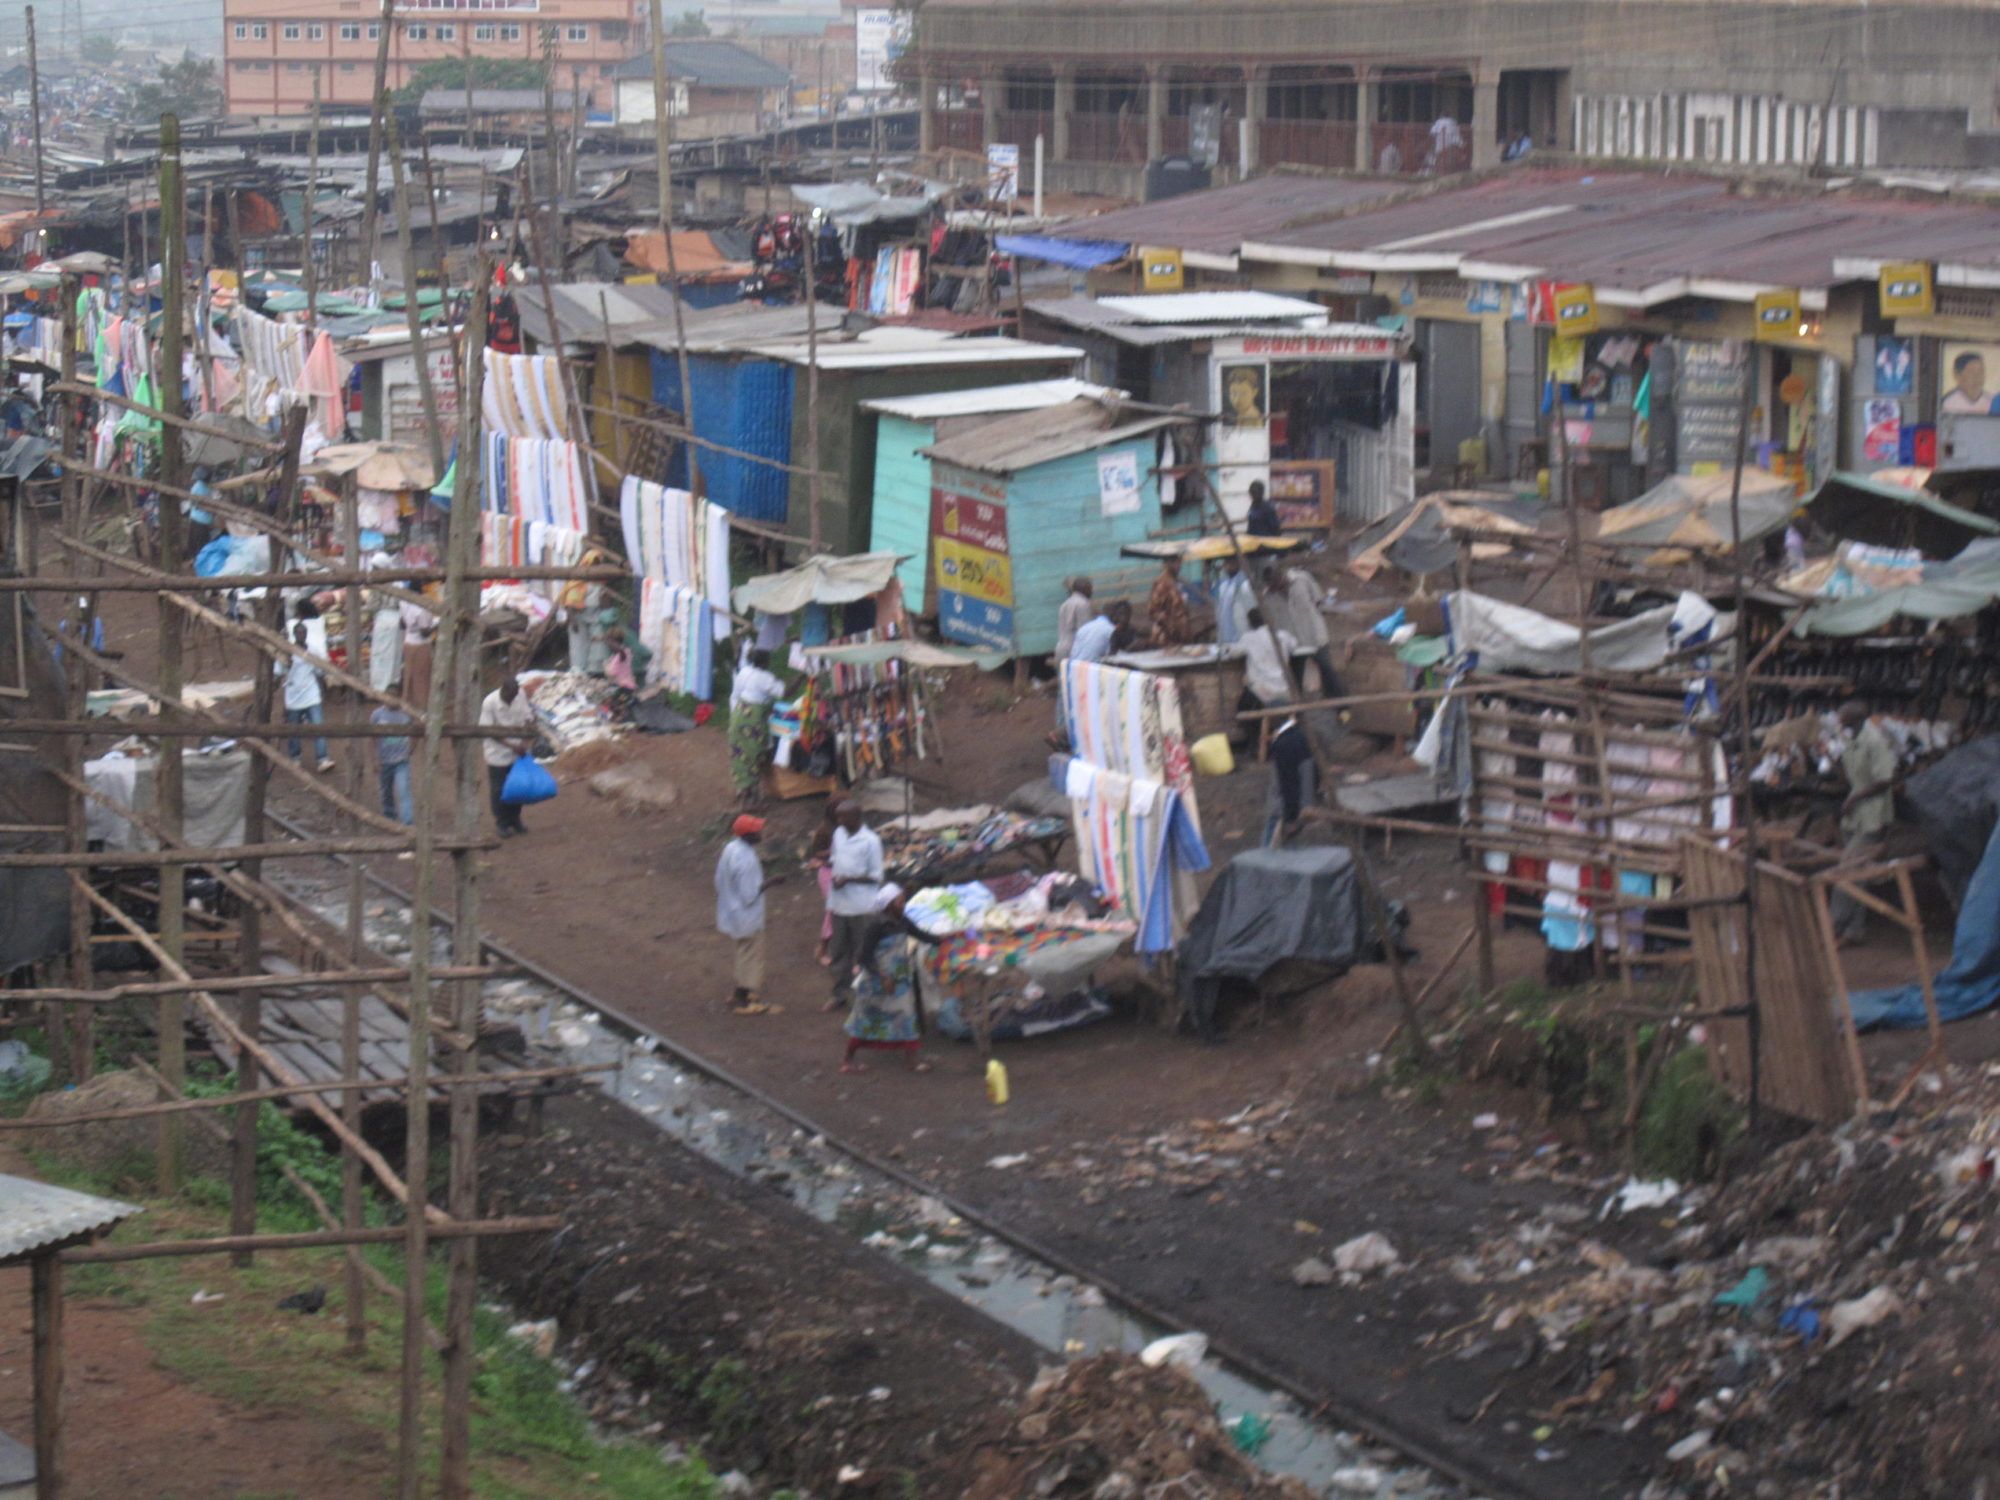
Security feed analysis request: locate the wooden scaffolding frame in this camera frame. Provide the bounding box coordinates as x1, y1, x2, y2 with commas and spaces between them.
3, 119, 608, 1500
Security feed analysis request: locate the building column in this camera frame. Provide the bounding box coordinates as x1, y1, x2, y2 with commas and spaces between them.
1242, 65, 1265, 174
1054, 63, 1076, 161
1471, 69, 1499, 169
919, 64, 935, 154
1146, 64, 1168, 161
1355, 69, 1376, 172
983, 71, 1002, 147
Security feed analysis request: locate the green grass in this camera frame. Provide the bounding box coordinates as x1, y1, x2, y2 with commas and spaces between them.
24, 1068, 722, 1500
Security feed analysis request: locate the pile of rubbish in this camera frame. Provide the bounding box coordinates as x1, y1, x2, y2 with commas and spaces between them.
1470, 1066, 2000, 1497
962, 1353, 1318, 1500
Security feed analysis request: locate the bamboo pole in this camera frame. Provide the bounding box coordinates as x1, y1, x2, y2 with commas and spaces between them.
61, 1218, 562, 1265
385, 111, 446, 479
47, 383, 286, 449
339, 477, 371, 1338
155, 113, 189, 1194
0, 837, 491, 868
2, 966, 518, 1004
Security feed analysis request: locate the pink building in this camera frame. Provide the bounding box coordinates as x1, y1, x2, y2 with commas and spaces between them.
221, 0, 641, 117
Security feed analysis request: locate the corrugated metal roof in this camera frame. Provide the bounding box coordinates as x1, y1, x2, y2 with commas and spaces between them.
517, 282, 703, 348
1241, 168, 2000, 303
1095, 291, 1329, 324
420, 89, 576, 114
0, 1173, 139, 1262
1026, 296, 1385, 347
610, 40, 792, 89
1048, 175, 1403, 263
861, 377, 1120, 420
921, 397, 1181, 474
748, 327, 1082, 371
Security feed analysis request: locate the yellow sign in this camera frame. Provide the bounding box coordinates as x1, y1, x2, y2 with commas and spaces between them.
1139, 246, 1185, 293
1754, 288, 1801, 341
1551, 283, 1598, 337
1879, 262, 1934, 319
935, 537, 1014, 608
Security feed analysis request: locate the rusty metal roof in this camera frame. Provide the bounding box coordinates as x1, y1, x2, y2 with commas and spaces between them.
920, 396, 1181, 474
1048, 173, 1404, 263
0, 1174, 140, 1263
1240, 168, 2000, 305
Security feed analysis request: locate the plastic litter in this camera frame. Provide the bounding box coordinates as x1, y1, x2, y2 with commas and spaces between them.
1333, 1231, 1400, 1276
1291, 1256, 1336, 1287
1714, 1266, 1770, 1310
1139, 1331, 1208, 1370
1778, 1303, 1822, 1342
1826, 1286, 1901, 1348
1604, 1177, 1681, 1218
1666, 1429, 1714, 1462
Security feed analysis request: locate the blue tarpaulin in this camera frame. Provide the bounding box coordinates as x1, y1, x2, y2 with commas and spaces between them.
996, 234, 1128, 270
649, 351, 793, 524
1850, 820, 2000, 1029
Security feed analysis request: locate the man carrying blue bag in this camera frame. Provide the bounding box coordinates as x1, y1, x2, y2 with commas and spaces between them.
479, 671, 540, 839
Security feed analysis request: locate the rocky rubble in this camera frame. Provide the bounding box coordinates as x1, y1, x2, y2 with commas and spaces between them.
1457, 1066, 2000, 1497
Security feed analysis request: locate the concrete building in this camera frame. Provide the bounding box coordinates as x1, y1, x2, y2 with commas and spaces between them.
908, 0, 2000, 195
220, 0, 639, 117
609, 38, 791, 134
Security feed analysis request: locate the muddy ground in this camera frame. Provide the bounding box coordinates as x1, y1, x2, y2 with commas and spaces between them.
38, 540, 1985, 1499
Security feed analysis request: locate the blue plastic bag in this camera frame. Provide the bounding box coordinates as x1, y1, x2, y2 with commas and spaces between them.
500, 755, 558, 806
194, 536, 236, 577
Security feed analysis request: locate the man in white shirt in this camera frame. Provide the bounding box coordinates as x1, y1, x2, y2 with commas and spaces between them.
1266, 561, 1342, 700
1235, 608, 1298, 741
478, 671, 538, 838
823, 799, 884, 1007
1055, 577, 1094, 659
1214, 556, 1252, 646
278, 623, 334, 772
1069, 600, 1130, 664
715, 813, 778, 1014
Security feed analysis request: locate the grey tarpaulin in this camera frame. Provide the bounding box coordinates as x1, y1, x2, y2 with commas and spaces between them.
1900, 734, 2000, 908
0, 871, 67, 977
1176, 847, 1362, 1033
85, 748, 250, 853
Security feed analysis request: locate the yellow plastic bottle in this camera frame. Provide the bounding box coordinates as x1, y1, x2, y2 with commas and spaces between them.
985, 1058, 1010, 1106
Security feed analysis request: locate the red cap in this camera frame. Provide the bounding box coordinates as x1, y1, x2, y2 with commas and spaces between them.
732, 815, 767, 837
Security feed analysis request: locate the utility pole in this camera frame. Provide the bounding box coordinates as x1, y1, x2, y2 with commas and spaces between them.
303, 67, 322, 324
27, 5, 46, 217
646, 0, 697, 485
539, 24, 560, 216
358, 0, 395, 290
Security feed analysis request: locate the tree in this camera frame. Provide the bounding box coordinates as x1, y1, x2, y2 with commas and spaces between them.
81, 32, 118, 65
392, 55, 548, 106
670, 9, 709, 36
130, 57, 222, 121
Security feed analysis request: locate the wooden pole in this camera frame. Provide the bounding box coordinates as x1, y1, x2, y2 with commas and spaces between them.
358, 0, 395, 290
55, 274, 92, 1086
804, 222, 823, 551
31, 1254, 62, 1500
195, 185, 217, 414
438, 259, 489, 1500
540, 25, 561, 220
385, 111, 446, 478
230, 407, 305, 1264
340, 476, 370, 1348
1724, 346, 1762, 1132
26, 7, 45, 217
646, 0, 698, 485
303, 69, 322, 324
61, 1218, 562, 1265
155, 112, 189, 1194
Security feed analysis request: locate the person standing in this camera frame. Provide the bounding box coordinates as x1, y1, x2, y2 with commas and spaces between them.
1245, 480, 1283, 538
399, 594, 437, 710
1214, 554, 1253, 646
478, 671, 537, 839
1831, 700, 1897, 943
1264, 715, 1316, 845
1148, 554, 1193, 646
840, 893, 941, 1074
278, 624, 334, 771
1268, 560, 1342, 699
1234, 607, 1298, 742
729, 648, 786, 806
824, 799, 884, 1008
1069, 600, 1126, 664
370, 701, 415, 826
715, 813, 778, 1014
1055, 576, 1094, 659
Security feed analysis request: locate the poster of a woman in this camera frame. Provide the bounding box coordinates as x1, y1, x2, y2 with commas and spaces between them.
1221, 363, 1267, 427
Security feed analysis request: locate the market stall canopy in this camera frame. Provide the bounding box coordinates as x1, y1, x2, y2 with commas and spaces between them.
1806, 468, 2000, 556
1595, 470, 1798, 562
311, 441, 439, 492
1446, 588, 1730, 675
47, 250, 116, 276
622, 229, 752, 282
1119, 535, 1304, 562
0, 269, 60, 295
790, 180, 951, 228
802, 638, 1006, 671
1347, 491, 1538, 581
1796, 537, 2000, 637
731, 551, 905, 616
0, 434, 55, 480
182, 413, 283, 470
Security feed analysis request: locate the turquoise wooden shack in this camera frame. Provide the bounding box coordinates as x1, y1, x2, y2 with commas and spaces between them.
915, 398, 1190, 657
864, 379, 1116, 613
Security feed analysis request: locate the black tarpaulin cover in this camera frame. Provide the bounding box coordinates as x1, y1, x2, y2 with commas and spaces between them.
1176, 846, 1363, 1012
1901, 735, 2000, 907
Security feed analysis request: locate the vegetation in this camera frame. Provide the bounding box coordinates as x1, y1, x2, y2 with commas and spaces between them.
81, 31, 119, 65
394, 56, 549, 106
670, 10, 711, 37
130, 56, 223, 122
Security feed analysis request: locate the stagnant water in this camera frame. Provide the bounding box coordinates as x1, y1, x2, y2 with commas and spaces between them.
275, 869, 1467, 1500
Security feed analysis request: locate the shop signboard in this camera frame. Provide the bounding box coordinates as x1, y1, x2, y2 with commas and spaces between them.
1140, 246, 1185, 293
986, 144, 1019, 202
931, 466, 1015, 652
1754, 288, 1801, 341
1551, 283, 1599, 337
854, 9, 909, 93
1878, 262, 1934, 320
